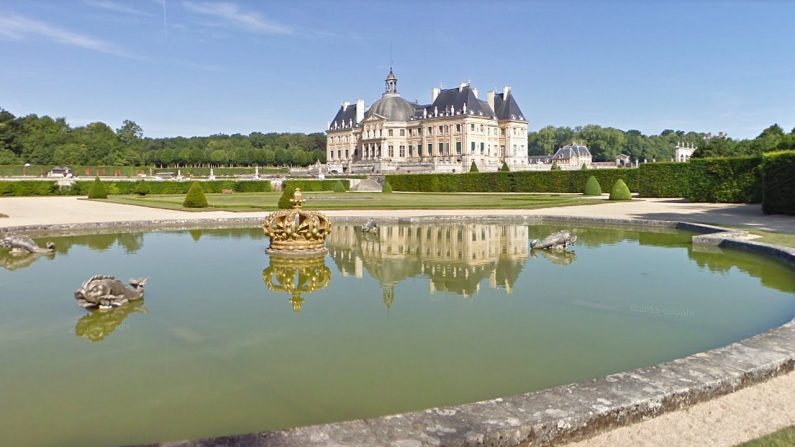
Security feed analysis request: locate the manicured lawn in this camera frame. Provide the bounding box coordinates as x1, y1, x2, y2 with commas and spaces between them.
100, 191, 602, 212
746, 229, 795, 249
737, 426, 795, 446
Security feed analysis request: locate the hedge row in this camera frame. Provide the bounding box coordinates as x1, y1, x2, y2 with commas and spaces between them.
687, 157, 763, 203
0, 165, 288, 177
282, 179, 350, 191
386, 158, 768, 204
0, 180, 272, 196
386, 169, 640, 194
762, 151, 795, 215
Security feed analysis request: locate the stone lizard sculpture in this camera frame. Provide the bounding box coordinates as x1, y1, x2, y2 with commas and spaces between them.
530, 230, 577, 251
1, 235, 55, 255
74, 275, 147, 309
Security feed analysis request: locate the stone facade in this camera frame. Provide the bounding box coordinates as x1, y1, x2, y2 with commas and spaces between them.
674, 141, 697, 162
326, 70, 529, 174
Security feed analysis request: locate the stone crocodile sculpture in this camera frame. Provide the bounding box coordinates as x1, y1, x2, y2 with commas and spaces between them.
1, 235, 55, 255
74, 275, 147, 309
530, 230, 577, 250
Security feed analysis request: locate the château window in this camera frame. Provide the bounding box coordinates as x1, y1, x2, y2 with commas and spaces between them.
501, 129, 506, 136
427, 143, 433, 155
388, 129, 393, 137
439, 125, 443, 134
456, 141, 462, 154
470, 123, 475, 131
388, 146, 394, 157
480, 124, 484, 132
409, 145, 414, 156
480, 142, 485, 154
428, 127, 433, 135
456, 124, 461, 132
400, 129, 405, 136
399, 146, 405, 157
471, 141, 476, 153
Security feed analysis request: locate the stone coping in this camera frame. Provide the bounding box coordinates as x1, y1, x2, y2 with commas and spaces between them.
2, 215, 794, 447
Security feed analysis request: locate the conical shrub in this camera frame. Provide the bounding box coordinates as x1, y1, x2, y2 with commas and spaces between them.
134, 180, 150, 196
583, 176, 602, 196
500, 162, 510, 172
332, 180, 346, 192
609, 179, 632, 201
382, 180, 393, 193
469, 161, 479, 173
278, 183, 296, 209
183, 182, 208, 208
87, 177, 107, 199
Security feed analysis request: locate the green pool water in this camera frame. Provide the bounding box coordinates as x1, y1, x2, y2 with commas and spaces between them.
1, 223, 794, 447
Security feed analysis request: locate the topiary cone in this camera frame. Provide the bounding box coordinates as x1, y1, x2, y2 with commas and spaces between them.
382, 180, 393, 193
87, 177, 107, 199
583, 175, 602, 196
609, 179, 632, 201
183, 182, 208, 208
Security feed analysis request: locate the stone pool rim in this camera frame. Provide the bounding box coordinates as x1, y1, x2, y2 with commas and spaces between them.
2, 215, 794, 447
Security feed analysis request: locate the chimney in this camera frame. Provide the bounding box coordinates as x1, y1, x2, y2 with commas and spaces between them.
472, 88, 478, 98
432, 87, 440, 103
503, 85, 511, 98
459, 82, 466, 92
356, 99, 364, 123
342, 101, 349, 109
487, 90, 495, 112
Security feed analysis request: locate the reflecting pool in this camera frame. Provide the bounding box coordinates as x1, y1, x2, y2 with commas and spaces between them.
1, 223, 794, 447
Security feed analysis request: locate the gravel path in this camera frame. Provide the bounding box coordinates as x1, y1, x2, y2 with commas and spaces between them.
1, 195, 794, 446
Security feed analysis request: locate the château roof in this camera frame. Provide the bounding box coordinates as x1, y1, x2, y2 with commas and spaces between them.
329, 103, 360, 130
426, 86, 495, 118
365, 95, 418, 122
493, 92, 525, 121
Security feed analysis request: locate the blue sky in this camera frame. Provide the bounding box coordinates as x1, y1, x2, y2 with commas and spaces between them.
1, 0, 793, 139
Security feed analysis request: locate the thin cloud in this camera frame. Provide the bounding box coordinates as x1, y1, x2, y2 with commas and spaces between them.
0, 13, 135, 58
182, 1, 293, 35
82, 0, 155, 18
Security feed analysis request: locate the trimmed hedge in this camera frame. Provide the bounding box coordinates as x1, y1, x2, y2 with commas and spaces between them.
686, 157, 762, 203
762, 150, 795, 215
609, 179, 632, 200
182, 182, 208, 208
87, 177, 107, 199
386, 169, 640, 194
583, 176, 602, 196
0, 165, 288, 177
637, 163, 693, 198
0, 180, 272, 196
282, 179, 349, 192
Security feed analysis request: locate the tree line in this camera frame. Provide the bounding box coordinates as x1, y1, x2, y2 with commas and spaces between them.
527, 124, 795, 162
0, 108, 326, 167
2, 107, 793, 168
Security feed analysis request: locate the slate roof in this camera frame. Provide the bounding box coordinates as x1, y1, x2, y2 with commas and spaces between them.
493, 92, 526, 121
553, 144, 592, 160
421, 86, 496, 118
329, 103, 360, 129
365, 95, 418, 122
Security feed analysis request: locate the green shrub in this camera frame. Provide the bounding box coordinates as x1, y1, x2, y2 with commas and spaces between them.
609, 179, 632, 200
382, 180, 393, 193
278, 183, 296, 209
182, 182, 208, 208
581, 163, 588, 170
469, 161, 479, 173
87, 177, 107, 199
134, 181, 150, 196
762, 150, 795, 215
500, 162, 510, 172
332, 180, 346, 192
283, 179, 349, 192
687, 157, 762, 203
551, 163, 561, 171
583, 176, 602, 196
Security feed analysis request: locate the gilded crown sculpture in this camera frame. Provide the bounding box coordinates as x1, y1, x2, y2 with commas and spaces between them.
262, 187, 332, 255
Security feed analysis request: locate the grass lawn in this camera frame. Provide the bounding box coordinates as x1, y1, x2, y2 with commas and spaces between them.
721, 226, 795, 249
737, 426, 795, 446
100, 191, 602, 212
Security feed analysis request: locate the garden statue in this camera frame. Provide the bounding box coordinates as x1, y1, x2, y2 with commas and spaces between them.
74, 275, 147, 309
1, 235, 55, 255
262, 255, 331, 312
361, 218, 378, 234
533, 248, 577, 265
530, 230, 577, 251
262, 188, 332, 255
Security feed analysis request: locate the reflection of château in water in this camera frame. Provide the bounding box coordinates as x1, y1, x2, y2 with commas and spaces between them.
327, 223, 529, 307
